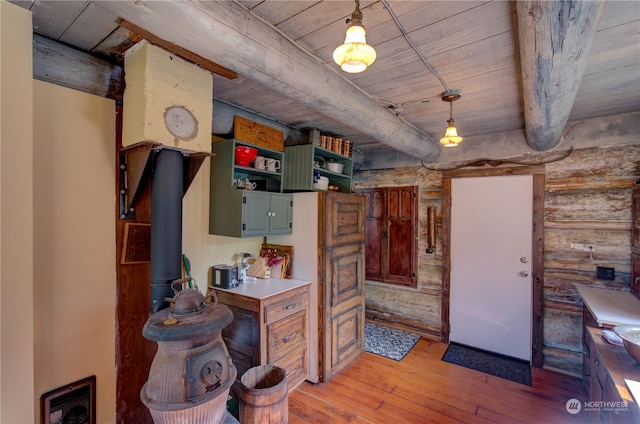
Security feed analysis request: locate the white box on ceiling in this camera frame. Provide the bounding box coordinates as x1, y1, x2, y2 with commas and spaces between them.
122, 40, 212, 153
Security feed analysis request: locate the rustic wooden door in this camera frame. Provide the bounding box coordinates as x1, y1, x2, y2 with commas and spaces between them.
320, 192, 366, 381
450, 175, 533, 361
358, 187, 417, 286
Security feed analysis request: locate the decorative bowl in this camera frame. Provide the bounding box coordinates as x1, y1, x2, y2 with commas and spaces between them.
234, 146, 258, 167
613, 324, 640, 364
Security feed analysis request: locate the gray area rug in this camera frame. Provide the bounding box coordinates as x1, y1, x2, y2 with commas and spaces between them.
365, 322, 421, 361
442, 343, 532, 386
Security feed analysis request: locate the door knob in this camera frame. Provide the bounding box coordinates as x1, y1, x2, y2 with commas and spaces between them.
519, 270, 529, 277
520, 257, 528, 263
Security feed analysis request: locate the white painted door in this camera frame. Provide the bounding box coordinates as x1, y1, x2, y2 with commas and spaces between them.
450, 175, 533, 361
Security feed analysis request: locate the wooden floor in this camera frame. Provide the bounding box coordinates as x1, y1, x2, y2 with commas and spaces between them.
288, 335, 589, 423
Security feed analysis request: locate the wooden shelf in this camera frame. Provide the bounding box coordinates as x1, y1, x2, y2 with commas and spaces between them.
209, 138, 292, 237
283, 144, 353, 193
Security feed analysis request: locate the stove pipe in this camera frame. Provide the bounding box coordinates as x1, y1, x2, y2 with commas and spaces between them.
150, 148, 184, 313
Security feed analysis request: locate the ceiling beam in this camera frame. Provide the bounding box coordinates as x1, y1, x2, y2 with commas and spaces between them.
99, 1, 442, 162
33, 34, 123, 101
516, 0, 606, 151
117, 18, 237, 80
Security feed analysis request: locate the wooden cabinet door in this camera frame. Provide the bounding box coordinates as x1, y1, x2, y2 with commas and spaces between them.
322, 242, 365, 381
632, 188, 640, 299
268, 193, 293, 235
633, 188, 640, 254
322, 192, 365, 248
632, 253, 640, 298
387, 187, 416, 285
241, 192, 293, 236
241, 191, 271, 236
357, 186, 417, 286
361, 189, 384, 280
221, 304, 260, 385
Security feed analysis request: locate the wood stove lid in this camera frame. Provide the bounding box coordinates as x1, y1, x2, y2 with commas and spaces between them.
142, 289, 233, 341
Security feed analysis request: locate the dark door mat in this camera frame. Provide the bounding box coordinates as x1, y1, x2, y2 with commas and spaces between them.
442, 343, 532, 386
365, 322, 421, 361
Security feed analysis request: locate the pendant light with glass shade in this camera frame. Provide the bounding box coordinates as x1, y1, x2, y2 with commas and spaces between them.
439, 91, 463, 147
333, 0, 376, 73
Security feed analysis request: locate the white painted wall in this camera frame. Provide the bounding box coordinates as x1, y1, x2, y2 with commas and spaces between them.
32, 80, 116, 423
1, 2, 35, 423
182, 156, 264, 293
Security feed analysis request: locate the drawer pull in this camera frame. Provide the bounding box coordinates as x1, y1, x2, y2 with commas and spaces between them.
283, 302, 297, 310
593, 358, 599, 365
282, 332, 297, 343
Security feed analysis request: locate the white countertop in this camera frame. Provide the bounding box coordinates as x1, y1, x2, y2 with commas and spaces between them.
576, 285, 640, 327
211, 277, 310, 300
626, 379, 640, 406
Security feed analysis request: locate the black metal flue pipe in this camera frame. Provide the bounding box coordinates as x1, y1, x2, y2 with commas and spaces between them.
150, 148, 184, 313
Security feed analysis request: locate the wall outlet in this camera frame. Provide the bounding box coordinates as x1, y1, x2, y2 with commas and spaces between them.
596, 266, 615, 281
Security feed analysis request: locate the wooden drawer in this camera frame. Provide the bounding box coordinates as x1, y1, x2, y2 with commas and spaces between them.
589, 333, 607, 393
267, 309, 307, 362
264, 286, 308, 324
271, 344, 308, 391
604, 375, 630, 423
583, 348, 592, 393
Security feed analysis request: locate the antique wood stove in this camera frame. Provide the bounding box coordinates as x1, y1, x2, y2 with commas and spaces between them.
141, 286, 236, 424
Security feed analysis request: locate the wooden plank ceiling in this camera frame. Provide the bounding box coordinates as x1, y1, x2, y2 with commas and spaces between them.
11, 0, 640, 162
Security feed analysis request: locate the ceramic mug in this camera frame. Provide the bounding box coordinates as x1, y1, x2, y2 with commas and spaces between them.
253, 156, 266, 170
266, 158, 280, 172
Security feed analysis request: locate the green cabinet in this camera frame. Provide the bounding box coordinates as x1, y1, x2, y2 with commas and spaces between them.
209, 139, 292, 237
240, 191, 293, 237
283, 144, 353, 193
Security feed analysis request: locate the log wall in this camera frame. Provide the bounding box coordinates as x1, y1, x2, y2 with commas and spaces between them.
353, 143, 640, 375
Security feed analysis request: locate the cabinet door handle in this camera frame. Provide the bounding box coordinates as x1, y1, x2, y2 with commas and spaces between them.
282, 332, 297, 343
635, 277, 640, 284
636, 218, 640, 229
593, 358, 599, 365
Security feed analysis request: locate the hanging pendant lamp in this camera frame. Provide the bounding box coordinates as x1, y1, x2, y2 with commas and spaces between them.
333, 0, 376, 73
439, 91, 463, 147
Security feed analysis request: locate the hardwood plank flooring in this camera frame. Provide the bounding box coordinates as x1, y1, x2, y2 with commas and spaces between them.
289, 336, 589, 423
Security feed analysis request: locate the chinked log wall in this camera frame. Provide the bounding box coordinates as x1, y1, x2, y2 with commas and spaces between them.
353, 144, 640, 375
